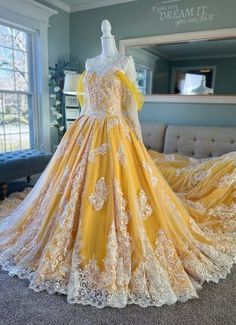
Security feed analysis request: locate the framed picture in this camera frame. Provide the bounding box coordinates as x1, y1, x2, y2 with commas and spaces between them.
66, 108, 80, 120
66, 120, 75, 129
65, 95, 79, 107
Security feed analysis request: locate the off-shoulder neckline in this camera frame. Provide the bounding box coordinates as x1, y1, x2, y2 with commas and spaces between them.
85, 55, 133, 77
84, 68, 125, 78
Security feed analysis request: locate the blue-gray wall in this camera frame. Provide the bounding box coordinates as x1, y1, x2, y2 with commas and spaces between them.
70, 0, 236, 127
36, 0, 70, 66
36, 0, 70, 148
153, 57, 171, 94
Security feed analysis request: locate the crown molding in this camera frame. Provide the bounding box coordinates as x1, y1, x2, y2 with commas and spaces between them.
70, 0, 136, 12
0, 0, 57, 25
43, 0, 70, 13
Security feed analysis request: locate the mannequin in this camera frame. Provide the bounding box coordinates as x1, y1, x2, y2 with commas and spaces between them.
191, 75, 213, 95
100, 20, 119, 57
84, 19, 143, 142
85, 20, 128, 75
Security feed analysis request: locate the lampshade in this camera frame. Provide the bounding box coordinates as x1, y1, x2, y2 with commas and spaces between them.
63, 72, 80, 95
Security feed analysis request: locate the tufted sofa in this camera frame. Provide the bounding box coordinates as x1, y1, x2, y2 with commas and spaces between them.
141, 123, 236, 158
0, 149, 52, 198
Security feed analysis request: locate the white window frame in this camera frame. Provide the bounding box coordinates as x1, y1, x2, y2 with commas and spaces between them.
0, 0, 57, 152
0, 22, 35, 152
135, 64, 153, 95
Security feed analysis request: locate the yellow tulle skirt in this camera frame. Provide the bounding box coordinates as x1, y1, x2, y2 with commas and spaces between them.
0, 115, 235, 308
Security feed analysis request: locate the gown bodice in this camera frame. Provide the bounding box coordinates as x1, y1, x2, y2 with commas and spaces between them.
83, 70, 124, 118
77, 55, 144, 120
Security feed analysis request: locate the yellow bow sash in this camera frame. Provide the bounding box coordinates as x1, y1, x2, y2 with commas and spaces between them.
77, 71, 86, 107
116, 70, 144, 111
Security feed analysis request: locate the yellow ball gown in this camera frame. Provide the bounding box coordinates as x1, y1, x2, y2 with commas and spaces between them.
0, 66, 235, 308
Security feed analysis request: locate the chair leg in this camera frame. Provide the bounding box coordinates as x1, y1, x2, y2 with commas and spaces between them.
1, 182, 8, 200
27, 176, 31, 184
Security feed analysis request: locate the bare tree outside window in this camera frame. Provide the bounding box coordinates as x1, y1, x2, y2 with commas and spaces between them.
0, 23, 33, 153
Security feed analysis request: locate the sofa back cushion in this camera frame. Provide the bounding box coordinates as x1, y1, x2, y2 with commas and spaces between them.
164, 125, 236, 158
141, 123, 167, 152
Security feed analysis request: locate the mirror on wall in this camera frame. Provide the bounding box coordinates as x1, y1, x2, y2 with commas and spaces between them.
126, 38, 236, 97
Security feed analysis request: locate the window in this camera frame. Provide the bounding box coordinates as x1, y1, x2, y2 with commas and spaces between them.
136, 64, 152, 95
0, 23, 33, 153
172, 66, 216, 95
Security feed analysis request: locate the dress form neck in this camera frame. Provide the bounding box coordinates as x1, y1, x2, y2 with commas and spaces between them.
100, 36, 118, 58
100, 20, 118, 58
192, 76, 213, 95
86, 19, 127, 75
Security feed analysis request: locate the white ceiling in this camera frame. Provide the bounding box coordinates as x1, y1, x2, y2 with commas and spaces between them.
43, 0, 136, 12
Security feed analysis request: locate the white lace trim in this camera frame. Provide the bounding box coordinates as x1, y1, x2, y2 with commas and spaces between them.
85, 54, 136, 81
1, 222, 236, 308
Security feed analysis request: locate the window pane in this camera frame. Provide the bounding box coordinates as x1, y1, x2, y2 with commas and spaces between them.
0, 114, 4, 135
12, 29, 27, 52
5, 133, 21, 151
2, 93, 18, 113
0, 46, 13, 70
14, 49, 28, 73
0, 135, 5, 152
15, 72, 29, 91
19, 95, 29, 129
0, 25, 12, 48
4, 114, 20, 134
19, 94, 28, 114
0, 69, 14, 90
20, 117, 29, 132
0, 23, 32, 153
20, 132, 30, 150
21, 120, 29, 133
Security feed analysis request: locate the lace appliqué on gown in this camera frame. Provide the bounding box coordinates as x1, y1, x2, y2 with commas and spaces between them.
117, 144, 127, 166
107, 116, 121, 130
89, 177, 109, 211
155, 229, 196, 298
86, 54, 136, 80
143, 161, 158, 186
88, 144, 111, 163
214, 168, 236, 188
208, 204, 236, 220
136, 189, 153, 220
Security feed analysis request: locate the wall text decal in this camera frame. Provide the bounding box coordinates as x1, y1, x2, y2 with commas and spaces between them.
152, 0, 217, 28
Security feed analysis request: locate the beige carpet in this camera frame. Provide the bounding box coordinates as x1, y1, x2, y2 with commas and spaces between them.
0, 188, 31, 220
0, 266, 235, 325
